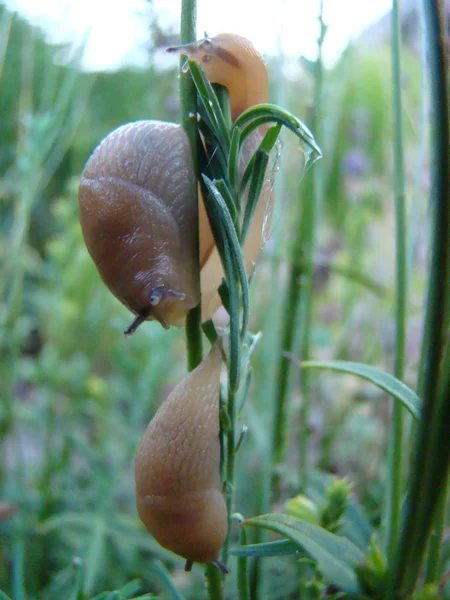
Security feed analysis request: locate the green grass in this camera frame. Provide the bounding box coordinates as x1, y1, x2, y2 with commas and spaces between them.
1, 1, 449, 599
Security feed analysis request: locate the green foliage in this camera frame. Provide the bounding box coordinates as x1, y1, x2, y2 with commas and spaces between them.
319, 477, 352, 534
1, 0, 449, 598
242, 513, 364, 595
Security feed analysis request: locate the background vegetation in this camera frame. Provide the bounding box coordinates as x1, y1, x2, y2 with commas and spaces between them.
0, 1, 449, 598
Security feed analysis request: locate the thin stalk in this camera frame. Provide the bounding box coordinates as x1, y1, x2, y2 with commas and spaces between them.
424, 475, 449, 583
271, 253, 303, 495
179, 2, 221, 598
389, 0, 449, 595
423, 340, 450, 584
12, 534, 26, 600
251, 18, 287, 597
270, 0, 325, 498
407, 0, 428, 278
205, 563, 224, 599
180, 0, 203, 373
385, 0, 408, 562
222, 235, 238, 566
298, 2, 325, 492
237, 516, 250, 600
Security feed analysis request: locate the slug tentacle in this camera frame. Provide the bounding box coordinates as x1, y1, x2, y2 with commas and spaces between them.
135, 343, 227, 564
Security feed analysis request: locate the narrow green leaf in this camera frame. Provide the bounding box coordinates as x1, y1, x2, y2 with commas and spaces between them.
296, 360, 421, 420
217, 280, 230, 313
68, 560, 84, 600
0, 591, 13, 600
197, 115, 228, 177
214, 178, 238, 225
223, 233, 241, 392
243, 513, 364, 595
234, 103, 321, 158
149, 560, 185, 600
84, 516, 106, 595
230, 539, 302, 558
202, 175, 250, 340
239, 123, 281, 194
228, 127, 241, 197
188, 60, 230, 151
117, 580, 144, 598
202, 319, 218, 344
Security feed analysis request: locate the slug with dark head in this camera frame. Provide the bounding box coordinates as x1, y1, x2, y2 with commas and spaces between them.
79, 121, 200, 334
79, 33, 271, 332
135, 343, 228, 569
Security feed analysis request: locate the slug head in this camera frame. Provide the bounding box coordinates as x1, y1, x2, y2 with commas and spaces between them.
168, 32, 269, 119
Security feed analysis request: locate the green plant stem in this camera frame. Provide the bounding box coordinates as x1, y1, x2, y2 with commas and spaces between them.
179, 2, 222, 598
424, 474, 449, 583
389, 0, 449, 596
222, 387, 237, 562
237, 518, 250, 600
423, 340, 450, 585
186, 305, 203, 371
205, 563, 224, 599
298, 2, 325, 493
271, 255, 302, 494
180, 0, 203, 373
385, 0, 407, 563
270, 1, 325, 498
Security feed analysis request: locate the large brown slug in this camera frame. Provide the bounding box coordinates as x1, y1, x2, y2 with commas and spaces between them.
78, 33, 270, 333
79, 121, 200, 334
134, 344, 227, 566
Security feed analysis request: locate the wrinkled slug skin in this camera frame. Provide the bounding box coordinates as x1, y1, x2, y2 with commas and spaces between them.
78, 120, 200, 328
135, 345, 227, 563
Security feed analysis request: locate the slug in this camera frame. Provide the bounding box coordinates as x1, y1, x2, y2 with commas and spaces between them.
78, 33, 271, 333
135, 344, 227, 568
169, 33, 272, 320
79, 121, 200, 334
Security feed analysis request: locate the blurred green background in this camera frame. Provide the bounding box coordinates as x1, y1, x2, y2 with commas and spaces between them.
0, 1, 441, 598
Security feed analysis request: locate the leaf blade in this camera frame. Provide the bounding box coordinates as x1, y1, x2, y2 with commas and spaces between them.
296, 360, 421, 420
243, 513, 364, 596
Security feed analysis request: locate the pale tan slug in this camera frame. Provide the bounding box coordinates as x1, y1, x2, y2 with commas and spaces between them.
134, 344, 227, 567
169, 33, 271, 320
78, 33, 271, 333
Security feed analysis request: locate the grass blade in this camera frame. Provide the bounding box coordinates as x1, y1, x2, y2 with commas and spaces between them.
188, 60, 230, 152
295, 359, 421, 421
243, 513, 364, 595
234, 103, 321, 159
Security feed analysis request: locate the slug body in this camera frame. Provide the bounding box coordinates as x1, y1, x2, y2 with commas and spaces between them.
135, 344, 227, 564
79, 121, 200, 332
79, 33, 271, 331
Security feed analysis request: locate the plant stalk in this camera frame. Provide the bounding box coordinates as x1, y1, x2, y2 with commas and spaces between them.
385, 0, 408, 562
389, 0, 449, 595
179, 2, 222, 598
270, 0, 325, 498
180, 0, 203, 373
298, 1, 325, 492
424, 474, 449, 584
